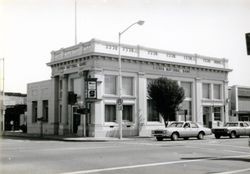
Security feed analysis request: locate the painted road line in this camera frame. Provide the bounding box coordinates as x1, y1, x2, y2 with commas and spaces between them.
2, 145, 120, 152
186, 146, 250, 155
223, 149, 250, 154
212, 168, 250, 174
60, 159, 208, 174
60, 154, 250, 174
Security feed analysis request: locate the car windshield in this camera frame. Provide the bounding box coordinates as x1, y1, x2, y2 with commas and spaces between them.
169, 122, 184, 128
225, 123, 238, 127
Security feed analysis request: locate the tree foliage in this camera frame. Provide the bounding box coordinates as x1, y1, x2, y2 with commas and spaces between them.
147, 77, 185, 127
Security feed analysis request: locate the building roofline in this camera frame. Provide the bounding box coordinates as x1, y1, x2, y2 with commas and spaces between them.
4, 92, 27, 97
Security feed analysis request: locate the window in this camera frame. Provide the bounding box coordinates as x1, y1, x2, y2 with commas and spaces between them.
213, 84, 221, 99
123, 105, 133, 122
42, 100, 49, 122
105, 105, 116, 122
181, 82, 192, 98
190, 122, 198, 128
202, 83, 210, 99
184, 123, 190, 128
32, 101, 38, 123
147, 79, 160, 122
122, 77, 133, 96
105, 75, 117, 95
147, 99, 160, 121
243, 123, 249, 127
214, 107, 221, 121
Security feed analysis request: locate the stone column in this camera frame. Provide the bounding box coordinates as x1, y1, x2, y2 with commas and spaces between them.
51, 76, 59, 135
195, 78, 202, 124
77, 71, 86, 136
138, 72, 148, 136
59, 74, 69, 135
223, 80, 229, 123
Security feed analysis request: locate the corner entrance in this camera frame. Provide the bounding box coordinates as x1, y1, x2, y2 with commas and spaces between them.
203, 106, 211, 128
73, 107, 80, 134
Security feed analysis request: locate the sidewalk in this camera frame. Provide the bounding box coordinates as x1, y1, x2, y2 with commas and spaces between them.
1, 131, 147, 142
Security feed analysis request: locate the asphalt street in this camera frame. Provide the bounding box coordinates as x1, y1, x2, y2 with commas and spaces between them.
1, 136, 250, 174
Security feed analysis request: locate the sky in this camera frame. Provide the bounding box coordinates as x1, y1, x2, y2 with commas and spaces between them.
1, 0, 250, 93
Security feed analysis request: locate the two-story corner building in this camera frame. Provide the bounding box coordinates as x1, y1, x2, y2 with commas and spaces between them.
27, 39, 231, 137
229, 86, 250, 122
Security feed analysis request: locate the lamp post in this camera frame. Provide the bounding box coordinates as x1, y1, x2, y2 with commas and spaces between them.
118, 20, 144, 139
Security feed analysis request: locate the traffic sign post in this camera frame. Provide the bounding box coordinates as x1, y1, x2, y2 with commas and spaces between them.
85, 78, 97, 99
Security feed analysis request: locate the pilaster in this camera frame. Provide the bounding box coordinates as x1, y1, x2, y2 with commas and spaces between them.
59, 74, 69, 135
195, 78, 202, 124
138, 72, 147, 136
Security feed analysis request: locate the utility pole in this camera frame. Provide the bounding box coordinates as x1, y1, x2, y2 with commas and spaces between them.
0, 58, 5, 134
75, 0, 77, 45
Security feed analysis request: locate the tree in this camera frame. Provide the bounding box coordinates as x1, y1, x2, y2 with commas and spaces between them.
147, 77, 185, 127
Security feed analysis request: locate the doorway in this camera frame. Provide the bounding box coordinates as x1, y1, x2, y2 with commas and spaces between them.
203, 107, 210, 128
73, 107, 80, 134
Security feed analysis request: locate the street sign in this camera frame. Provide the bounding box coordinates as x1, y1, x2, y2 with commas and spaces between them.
86, 78, 97, 99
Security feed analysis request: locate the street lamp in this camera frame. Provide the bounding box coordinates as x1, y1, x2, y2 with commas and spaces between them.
118, 20, 145, 139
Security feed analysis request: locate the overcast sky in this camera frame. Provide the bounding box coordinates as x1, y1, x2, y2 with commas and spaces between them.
1, 0, 250, 93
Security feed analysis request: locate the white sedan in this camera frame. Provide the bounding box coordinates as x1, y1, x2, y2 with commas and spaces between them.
152, 121, 212, 141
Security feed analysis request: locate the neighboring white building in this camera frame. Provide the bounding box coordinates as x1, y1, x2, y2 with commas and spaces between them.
229, 85, 250, 122
27, 39, 231, 137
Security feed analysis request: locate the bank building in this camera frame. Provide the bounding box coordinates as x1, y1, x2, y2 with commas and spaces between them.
27, 39, 231, 137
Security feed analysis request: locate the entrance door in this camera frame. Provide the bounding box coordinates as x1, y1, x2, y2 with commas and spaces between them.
73, 108, 81, 134
203, 107, 210, 128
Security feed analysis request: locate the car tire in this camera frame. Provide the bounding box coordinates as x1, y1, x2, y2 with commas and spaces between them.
197, 132, 204, 140
156, 137, 163, 141
229, 131, 236, 138
171, 132, 179, 141
215, 134, 221, 139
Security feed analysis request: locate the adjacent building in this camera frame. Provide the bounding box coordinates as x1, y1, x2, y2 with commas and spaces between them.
27, 39, 231, 137
3, 92, 27, 131
229, 86, 250, 122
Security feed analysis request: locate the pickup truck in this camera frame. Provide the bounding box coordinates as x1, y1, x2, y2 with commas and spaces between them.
212, 122, 250, 139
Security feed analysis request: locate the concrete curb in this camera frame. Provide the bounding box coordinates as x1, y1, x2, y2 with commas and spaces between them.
1, 131, 143, 142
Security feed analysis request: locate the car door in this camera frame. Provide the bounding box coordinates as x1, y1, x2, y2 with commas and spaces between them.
243, 123, 250, 135
180, 123, 192, 137
190, 122, 199, 136
239, 123, 245, 135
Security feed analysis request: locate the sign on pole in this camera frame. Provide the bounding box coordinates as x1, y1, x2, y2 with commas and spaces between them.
86, 78, 97, 99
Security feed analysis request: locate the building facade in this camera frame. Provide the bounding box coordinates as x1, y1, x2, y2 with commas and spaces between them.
27, 39, 231, 137
3, 92, 27, 131
229, 86, 250, 122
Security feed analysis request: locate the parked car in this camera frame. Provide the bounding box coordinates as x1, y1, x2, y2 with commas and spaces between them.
151, 121, 212, 141
212, 122, 250, 139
